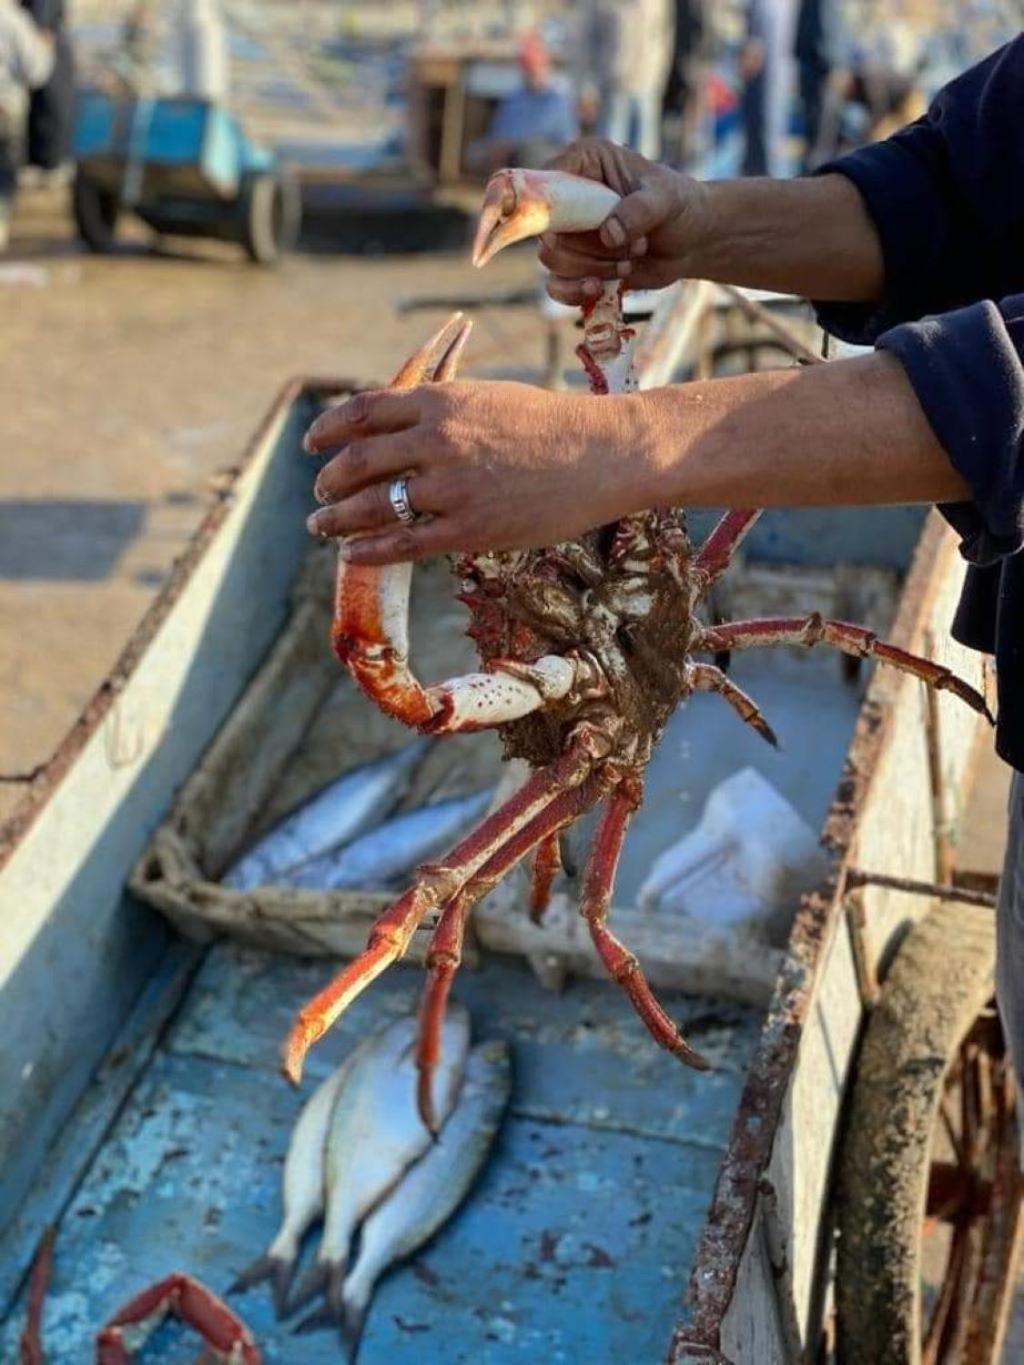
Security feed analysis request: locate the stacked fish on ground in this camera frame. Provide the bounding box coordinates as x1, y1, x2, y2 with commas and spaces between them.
231, 1008, 511, 1359
221, 736, 495, 894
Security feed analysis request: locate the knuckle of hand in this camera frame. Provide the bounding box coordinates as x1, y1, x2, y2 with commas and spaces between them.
344, 440, 368, 479
346, 391, 375, 427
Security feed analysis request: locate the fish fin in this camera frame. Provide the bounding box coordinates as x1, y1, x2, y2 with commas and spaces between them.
284, 1258, 332, 1317
229, 1251, 288, 1302
342, 1302, 369, 1364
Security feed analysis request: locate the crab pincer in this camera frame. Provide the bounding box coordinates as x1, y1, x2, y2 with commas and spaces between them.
95, 1272, 260, 1364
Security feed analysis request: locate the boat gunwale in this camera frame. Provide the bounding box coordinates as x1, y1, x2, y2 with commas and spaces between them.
671, 510, 981, 1360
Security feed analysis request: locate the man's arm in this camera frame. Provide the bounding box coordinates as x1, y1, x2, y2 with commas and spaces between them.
302, 350, 967, 566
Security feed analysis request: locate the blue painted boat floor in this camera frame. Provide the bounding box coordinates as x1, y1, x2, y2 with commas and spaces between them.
1, 943, 761, 1363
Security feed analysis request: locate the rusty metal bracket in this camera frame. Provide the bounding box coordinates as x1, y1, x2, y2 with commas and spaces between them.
844, 868, 997, 909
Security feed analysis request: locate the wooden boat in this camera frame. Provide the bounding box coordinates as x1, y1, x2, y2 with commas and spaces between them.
0, 298, 1016, 1362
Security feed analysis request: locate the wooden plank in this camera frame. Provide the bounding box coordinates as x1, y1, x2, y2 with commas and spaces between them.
0, 942, 752, 1362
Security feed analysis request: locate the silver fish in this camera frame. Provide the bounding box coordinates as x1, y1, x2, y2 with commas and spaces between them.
223, 738, 431, 890
288, 1005, 471, 1320
337, 1040, 512, 1360
230, 1055, 354, 1316
283, 788, 495, 891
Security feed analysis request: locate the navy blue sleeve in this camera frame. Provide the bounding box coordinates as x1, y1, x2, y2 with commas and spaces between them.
814, 35, 1024, 345
809, 38, 1024, 565
877, 296, 1024, 565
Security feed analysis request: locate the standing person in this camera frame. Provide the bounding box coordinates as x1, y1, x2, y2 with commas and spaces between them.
740, 0, 796, 177
575, 0, 674, 160
122, 0, 228, 102
0, 0, 51, 248
662, 0, 711, 168
794, 0, 845, 169
19, 0, 73, 175
300, 40, 1024, 1116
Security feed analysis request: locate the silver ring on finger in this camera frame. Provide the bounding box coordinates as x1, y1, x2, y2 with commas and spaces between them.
388, 476, 417, 526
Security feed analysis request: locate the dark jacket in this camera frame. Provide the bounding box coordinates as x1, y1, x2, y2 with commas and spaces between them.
814, 36, 1024, 768
20, 0, 73, 168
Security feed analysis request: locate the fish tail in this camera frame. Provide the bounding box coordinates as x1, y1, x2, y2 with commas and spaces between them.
291, 1261, 348, 1335
342, 1300, 370, 1363
285, 1257, 333, 1317
292, 1302, 334, 1335
229, 1250, 291, 1310
325, 1261, 348, 1324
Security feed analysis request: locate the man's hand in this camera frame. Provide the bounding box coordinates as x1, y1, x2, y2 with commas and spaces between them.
303, 379, 647, 565
538, 139, 711, 304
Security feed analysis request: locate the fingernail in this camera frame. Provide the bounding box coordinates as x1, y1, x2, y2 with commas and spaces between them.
313, 479, 331, 505
631, 236, 648, 257
583, 277, 601, 297
601, 217, 625, 248
337, 541, 352, 561
306, 510, 326, 535
303, 429, 318, 453
616, 260, 633, 278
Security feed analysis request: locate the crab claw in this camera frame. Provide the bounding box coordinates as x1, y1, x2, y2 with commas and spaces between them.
95, 1273, 261, 1364
472, 168, 620, 267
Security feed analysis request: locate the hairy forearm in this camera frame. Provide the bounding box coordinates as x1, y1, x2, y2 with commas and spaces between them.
626, 352, 969, 510
682, 174, 886, 302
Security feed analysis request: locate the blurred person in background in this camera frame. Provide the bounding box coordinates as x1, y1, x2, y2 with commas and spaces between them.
468, 30, 577, 175
662, 0, 711, 168
794, 0, 845, 169
575, 0, 674, 160
122, 0, 228, 102
19, 0, 73, 178
740, 0, 796, 176
0, 0, 51, 248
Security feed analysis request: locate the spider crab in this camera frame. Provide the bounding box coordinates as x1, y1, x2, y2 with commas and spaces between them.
284, 168, 992, 1127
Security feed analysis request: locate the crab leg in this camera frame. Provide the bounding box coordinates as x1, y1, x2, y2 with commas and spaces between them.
580, 783, 710, 1071
415, 775, 604, 1129
696, 615, 993, 720
529, 833, 562, 922
283, 731, 607, 1084
686, 661, 779, 747
95, 1274, 260, 1365
691, 509, 763, 592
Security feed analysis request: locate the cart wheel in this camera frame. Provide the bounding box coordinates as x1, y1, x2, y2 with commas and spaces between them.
240, 171, 301, 266
72, 169, 119, 252
835, 901, 1023, 1365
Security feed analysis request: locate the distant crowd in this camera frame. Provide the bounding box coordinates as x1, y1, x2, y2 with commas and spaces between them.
472, 0, 929, 180
0, 0, 941, 254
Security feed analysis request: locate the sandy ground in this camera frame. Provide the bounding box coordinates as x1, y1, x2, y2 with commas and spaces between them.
0, 180, 1019, 1352
0, 185, 542, 815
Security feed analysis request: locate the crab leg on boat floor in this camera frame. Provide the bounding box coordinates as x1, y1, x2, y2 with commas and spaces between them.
95, 1273, 260, 1364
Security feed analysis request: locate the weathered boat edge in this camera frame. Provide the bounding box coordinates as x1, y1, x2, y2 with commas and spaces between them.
670, 511, 987, 1363
0, 376, 363, 1299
